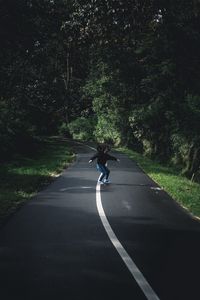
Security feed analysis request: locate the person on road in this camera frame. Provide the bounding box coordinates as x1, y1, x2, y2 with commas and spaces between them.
89, 144, 120, 184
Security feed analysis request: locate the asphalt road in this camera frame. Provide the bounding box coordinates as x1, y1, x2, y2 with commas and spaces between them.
0, 141, 199, 300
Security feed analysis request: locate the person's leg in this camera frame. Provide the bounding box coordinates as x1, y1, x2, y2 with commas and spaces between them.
104, 166, 110, 180
97, 164, 106, 182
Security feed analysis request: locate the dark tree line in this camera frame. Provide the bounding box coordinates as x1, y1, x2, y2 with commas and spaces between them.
1, 0, 200, 178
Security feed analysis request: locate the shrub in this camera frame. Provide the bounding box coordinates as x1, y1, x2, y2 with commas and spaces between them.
68, 117, 95, 141
58, 123, 71, 137
94, 115, 121, 145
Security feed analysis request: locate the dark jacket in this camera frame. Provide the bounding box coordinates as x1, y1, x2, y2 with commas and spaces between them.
90, 151, 117, 165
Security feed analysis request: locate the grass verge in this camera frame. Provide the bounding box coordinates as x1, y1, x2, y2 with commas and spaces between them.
0, 137, 75, 225
117, 147, 200, 219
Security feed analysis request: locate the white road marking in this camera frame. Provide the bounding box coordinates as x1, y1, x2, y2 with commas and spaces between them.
96, 183, 160, 300
87, 145, 96, 151
74, 140, 160, 298
150, 187, 163, 191
74, 141, 96, 151
123, 200, 132, 211
60, 186, 93, 192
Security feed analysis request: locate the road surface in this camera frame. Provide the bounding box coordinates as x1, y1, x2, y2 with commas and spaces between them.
0, 141, 199, 300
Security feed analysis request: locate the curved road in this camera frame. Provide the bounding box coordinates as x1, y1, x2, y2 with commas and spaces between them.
0, 141, 199, 300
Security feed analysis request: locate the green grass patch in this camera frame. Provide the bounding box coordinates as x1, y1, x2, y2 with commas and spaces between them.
117, 147, 200, 219
0, 137, 75, 224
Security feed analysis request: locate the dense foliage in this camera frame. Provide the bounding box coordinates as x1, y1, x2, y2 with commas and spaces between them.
1, 0, 200, 179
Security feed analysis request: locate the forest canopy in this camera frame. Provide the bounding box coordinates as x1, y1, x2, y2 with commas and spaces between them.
1, 0, 200, 178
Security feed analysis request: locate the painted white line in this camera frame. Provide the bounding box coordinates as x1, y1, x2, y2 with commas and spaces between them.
123, 200, 132, 211
96, 183, 160, 300
86, 145, 96, 151
150, 187, 163, 191
74, 141, 96, 151
60, 186, 93, 192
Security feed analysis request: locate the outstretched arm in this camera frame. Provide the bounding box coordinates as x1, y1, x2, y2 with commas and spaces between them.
107, 154, 120, 162
88, 153, 98, 163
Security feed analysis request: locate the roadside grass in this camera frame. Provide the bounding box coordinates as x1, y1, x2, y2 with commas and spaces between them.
0, 137, 75, 224
117, 147, 200, 219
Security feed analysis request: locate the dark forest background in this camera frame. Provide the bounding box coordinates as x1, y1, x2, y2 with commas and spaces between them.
1, 0, 200, 179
